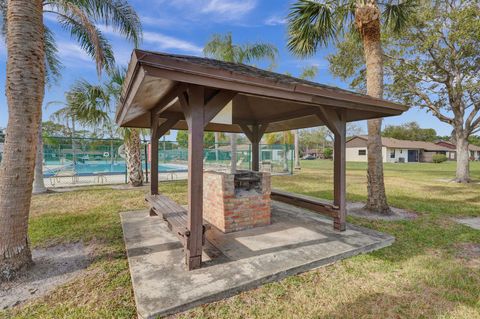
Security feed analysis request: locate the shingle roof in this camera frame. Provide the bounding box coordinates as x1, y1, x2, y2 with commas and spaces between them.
350, 135, 451, 151
137, 51, 370, 99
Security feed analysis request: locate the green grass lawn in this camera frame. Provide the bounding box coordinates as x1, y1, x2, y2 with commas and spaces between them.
2, 161, 480, 319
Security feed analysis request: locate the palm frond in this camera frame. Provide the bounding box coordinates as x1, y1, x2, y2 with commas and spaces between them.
44, 26, 62, 86
78, 0, 142, 47
299, 65, 319, 80
203, 33, 235, 62
65, 79, 110, 126
383, 0, 417, 33
287, 0, 338, 57
0, 0, 6, 38
55, 9, 115, 74
105, 66, 127, 101
241, 43, 278, 64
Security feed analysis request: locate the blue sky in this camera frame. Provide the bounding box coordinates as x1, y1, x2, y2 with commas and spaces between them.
0, 0, 453, 136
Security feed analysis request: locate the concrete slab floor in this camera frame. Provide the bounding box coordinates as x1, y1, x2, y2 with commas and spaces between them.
120, 201, 395, 319
453, 217, 480, 230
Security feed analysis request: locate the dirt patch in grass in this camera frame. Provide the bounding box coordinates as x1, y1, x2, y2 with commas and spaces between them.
0, 242, 91, 310
347, 202, 418, 221
454, 243, 480, 268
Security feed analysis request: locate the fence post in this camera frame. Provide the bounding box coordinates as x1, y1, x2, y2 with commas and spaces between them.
144, 142, 149, 183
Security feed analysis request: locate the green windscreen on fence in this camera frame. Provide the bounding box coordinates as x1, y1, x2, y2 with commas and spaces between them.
0, 136, 293, 186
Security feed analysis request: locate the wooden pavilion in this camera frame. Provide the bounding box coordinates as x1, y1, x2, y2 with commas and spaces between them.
116, 50, 407, 270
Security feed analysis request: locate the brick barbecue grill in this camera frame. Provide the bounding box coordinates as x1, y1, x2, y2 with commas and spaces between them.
203, 170, 271, 233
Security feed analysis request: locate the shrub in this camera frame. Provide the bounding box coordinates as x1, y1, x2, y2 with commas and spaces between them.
432, 154, 447, 163
323, 147, 333, 159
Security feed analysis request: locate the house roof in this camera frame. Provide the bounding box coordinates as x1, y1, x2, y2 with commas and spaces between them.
116, 50, 407, 133
469, 144, 480, 151
348, 136, 452, 151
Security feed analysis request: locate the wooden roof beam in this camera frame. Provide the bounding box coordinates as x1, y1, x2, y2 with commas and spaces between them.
151, 83, 187, 116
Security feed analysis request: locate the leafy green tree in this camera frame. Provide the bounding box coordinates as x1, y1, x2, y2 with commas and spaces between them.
329, 1, 478, 182
299, 127, 330, 155
287, 0, 415, 213
176, 131, 217, 149
468, 136, 480, 147
382, 122, 437, 142
203, 32, 278, 172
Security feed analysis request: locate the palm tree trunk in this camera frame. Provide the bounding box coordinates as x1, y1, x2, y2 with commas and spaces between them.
33, 121, 47, 194
0, 0, 45, 280
356, 1, 391, 214
125, 128, 143, 186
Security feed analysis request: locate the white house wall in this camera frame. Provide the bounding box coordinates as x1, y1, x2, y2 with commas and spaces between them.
346, 146, 389, 162
346, 147, 368, 162
385, 148, 413, 163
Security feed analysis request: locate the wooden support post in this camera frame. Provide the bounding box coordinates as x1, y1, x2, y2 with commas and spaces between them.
239, 123, 268, 172
251, 124, 260, 171
182, 85, 205, 270
150, 113, 160, 198
333, 113, 346, 231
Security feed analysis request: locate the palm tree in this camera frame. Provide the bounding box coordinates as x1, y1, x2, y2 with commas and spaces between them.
0, 0, 141, 279
105, 67, 144, 186
53, 69, 144, 187
203, 33, 278, 173
287, 0, 415, 214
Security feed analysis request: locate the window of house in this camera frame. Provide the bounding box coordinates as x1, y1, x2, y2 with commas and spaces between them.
358, 149, 366, 156
390, 149, 395, 158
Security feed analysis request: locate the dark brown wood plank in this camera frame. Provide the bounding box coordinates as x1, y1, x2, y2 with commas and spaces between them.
333, 111, 347, 231
184, 84, 205, 270
151, 83, 187, 116
150, 112, 159, 195
271, 189, 339, 219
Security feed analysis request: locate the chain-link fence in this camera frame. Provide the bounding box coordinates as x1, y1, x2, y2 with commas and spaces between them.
42, 136, 127, 187
0, 136, 293, 187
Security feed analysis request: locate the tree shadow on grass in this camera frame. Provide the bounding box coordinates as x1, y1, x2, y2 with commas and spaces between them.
322, 262, 479, 319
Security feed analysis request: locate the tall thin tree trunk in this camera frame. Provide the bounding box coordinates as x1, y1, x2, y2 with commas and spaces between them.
356, 1, 391, 214
294, 129, 301, 169
455, 130, 470, 183
125, 129, 143, 186
33, 121, 47, 194
0, 0, 45, 280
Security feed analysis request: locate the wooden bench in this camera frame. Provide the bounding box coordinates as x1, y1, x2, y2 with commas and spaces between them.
145, 194, 209, 246
270, 189, 339, 219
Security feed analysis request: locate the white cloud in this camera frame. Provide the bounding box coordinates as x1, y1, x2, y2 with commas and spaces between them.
154, 0, 256, 21
57, 42, 92, 63
96, 25, 202, 55
265, 15, 287, 26
143, 31, 203, 54
201, 0, 256, 16
140, 15, 178, 28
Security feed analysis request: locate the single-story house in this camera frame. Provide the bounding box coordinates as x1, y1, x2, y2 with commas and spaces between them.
346, 136, 456, 163
435, 140, 480, 161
